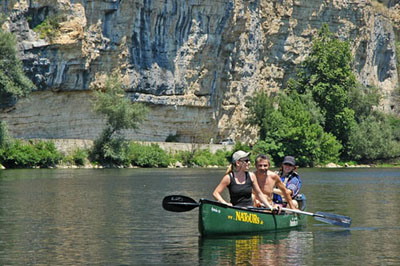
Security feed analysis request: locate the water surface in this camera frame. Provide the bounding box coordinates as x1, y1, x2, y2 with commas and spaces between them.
0, 168, 399, 265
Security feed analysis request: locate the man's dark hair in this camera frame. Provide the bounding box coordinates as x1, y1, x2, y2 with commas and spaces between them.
255, 154, 270, 166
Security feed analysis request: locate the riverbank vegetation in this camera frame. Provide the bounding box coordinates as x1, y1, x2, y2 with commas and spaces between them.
0, 132, 398, 169
246, 24, 400, 167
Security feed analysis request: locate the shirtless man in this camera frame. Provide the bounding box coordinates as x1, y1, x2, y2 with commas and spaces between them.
253, 154, 296, 210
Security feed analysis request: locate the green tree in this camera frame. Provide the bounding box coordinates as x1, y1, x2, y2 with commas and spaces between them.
288, 24, 357, 150
348, 85, 381, 122
245, 91, 275, 140
0, 120, 11, 148
0, 16, 34, 108
246, 92, 341, 166
347, 115, 400, 162
91, 74, 149, 165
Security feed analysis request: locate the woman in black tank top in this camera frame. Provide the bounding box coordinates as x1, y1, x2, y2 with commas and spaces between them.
213, 150, 276, 210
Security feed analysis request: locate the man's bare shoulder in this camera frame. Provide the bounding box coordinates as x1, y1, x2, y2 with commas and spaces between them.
267, 170, 280, 179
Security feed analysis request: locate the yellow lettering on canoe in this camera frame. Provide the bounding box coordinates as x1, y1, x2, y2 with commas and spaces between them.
235, 211, 261, 224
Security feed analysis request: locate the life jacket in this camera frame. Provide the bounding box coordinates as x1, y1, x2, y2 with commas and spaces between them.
273, 171, 302, 203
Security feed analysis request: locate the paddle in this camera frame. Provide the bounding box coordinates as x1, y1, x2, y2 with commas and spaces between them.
280, 207, 352, 228
162, 195, 200, 212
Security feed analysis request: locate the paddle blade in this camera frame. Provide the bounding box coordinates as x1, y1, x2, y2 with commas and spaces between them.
315, 212, 352, 228
162, 195, 200, 212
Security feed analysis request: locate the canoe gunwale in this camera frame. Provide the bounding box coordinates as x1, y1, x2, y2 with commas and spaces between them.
199, 198, 295, 216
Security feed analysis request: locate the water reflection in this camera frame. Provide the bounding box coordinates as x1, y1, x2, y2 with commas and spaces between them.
199, 230, 314, 265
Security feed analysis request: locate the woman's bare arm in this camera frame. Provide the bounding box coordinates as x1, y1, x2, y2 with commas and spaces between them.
212, 175, 232, 206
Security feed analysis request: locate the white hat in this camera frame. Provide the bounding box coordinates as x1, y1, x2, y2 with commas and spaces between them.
232, 150, 250, 163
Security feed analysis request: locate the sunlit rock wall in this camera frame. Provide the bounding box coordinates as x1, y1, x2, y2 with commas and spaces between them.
0, 0, 399, 143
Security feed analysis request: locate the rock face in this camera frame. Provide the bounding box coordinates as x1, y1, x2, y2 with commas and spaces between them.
1, 0, 399, 143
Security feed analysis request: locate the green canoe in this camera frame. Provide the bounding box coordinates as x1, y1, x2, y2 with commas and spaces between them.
162, 194, 351, 235
198, 199, 306, 236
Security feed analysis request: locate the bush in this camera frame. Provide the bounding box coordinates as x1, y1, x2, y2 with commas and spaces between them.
192, 149, 230, 167
171, 149, 230, 167
0, 140, 63, 168
34, 141, 64, 168
171, 150, 193, 166
89, 128, 131, 166
213, 149, 231, 166
33, 15, 61, 42
72, 148, 89, 166
129, 142, 169, 167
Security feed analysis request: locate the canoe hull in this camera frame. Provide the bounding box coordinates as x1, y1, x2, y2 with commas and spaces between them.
198, 199, 306, 236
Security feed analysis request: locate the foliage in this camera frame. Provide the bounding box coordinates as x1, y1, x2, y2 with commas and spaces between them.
171, 150, 193, 166
0, 140, 63, 168
90, 128, 131, 166
245, 91, 275, 140
388, 114, 400, 142
92, 75, 149, 134
33, 15, 61, 42
129, 142, 169, 167
232, 141, 252, 153
192, 149, 230, 167
348, 85, 381, 122
347, 115, 400, 162
71, 148, 88, 166
34, 141, 64, 168
91, 74, 149, 165
190, 149, 215, 167
0, 121, 11, 148
213, 149, 231, 166
171, 149, 230, 167
250, 141, 275, 167
165, 134, 180, 142
0, 19, 34, 108
396, 41, 400, 79
287, 23, 357, 147
246, 92, 341, 166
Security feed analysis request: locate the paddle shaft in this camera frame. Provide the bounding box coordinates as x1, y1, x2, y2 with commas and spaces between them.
281, 207, 316, 217
281, 207, 351, 227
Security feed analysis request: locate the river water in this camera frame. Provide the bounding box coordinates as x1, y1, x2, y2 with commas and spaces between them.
0, 168, 399, 265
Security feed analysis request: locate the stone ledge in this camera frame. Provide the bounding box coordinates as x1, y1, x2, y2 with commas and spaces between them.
31, 139, 234, 155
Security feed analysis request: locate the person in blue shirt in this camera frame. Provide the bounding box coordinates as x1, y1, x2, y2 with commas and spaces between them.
273, 156, 302, 208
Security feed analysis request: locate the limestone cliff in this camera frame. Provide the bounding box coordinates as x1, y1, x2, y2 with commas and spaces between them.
1, 0, 399, 143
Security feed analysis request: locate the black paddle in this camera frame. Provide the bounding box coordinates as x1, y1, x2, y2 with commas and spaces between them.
162, 195, 200, 212
162, 195, 352, 228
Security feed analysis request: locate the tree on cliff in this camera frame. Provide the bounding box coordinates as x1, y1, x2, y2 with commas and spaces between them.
0, 16, 35, 109
287, 23, 400, 162
245, 91, 341, 166
91, 74, 149, 165
287, 23, 357, 155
